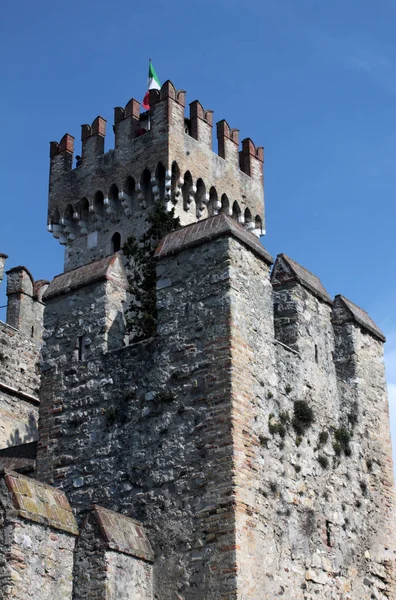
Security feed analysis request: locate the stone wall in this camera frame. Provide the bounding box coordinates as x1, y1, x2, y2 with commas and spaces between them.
38, 227, 245, 598
0, 470, 78, 600
0, 258, 47, 451
35, 216, 396, 599
73, 505, 154, 599
0, 312, 40, 449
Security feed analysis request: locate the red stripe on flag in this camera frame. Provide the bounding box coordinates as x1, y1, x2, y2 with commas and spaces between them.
142, 91, 150, 110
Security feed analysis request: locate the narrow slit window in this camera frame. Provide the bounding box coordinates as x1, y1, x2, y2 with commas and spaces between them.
112, 232, 121, 253
78, 335, 84, 361
315, 344, 319, 363
325, 520, 332, 546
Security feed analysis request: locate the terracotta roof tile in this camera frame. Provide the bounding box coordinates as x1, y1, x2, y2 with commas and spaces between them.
272, 254, 332, 305
2, 470, 78, 535
333, 295, 385, 342
89, 505, 154, 562
44, 254, 127, 300
155, 214, 273, 265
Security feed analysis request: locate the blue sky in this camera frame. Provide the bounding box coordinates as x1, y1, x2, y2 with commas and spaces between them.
1, 0, 396, 461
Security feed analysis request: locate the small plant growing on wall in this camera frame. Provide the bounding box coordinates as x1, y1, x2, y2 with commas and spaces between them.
259, 435, 270, 448
292, 401, 314, 436
268, 415, 286, 438
317, 455, 329, 469
333, 426, 352, 457
318, 431, 329, 445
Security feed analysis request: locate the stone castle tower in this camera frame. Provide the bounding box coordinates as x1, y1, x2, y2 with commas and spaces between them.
0, 79, 395, 599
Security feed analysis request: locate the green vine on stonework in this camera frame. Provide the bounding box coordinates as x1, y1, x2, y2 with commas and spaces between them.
122, 202, 180, 342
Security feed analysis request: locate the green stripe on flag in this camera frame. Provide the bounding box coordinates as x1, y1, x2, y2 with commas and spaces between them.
149, 61, 161, 87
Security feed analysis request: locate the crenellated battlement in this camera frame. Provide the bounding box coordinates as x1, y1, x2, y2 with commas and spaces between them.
48, 79, 265, 271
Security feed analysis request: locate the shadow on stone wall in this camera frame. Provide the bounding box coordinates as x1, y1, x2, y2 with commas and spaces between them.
6, 411, 38, 448
107, 310, 127, 351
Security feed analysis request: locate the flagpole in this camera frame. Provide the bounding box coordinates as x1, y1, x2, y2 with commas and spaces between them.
147, 58, 151, 131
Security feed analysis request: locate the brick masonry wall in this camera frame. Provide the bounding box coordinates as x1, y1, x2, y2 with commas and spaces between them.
48, 85, 264, 272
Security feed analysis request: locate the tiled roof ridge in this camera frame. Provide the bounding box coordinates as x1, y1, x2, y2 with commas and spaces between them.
273, 253, 333, 305
334, 294, 385, 342
155, 213, 273, 265
88, 504, 154, 562
1, 469, 78, 535
44, 254, 126, 300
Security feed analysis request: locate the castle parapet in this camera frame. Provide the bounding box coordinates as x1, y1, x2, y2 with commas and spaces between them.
0, 470, 77, 599
48, 78, 265, 271
49, 133, 74, 180
332, 294, 386, 381
42, 254, 127, 364
114, 98, 141, 149
216, 119, 239, 164
6, 266, 48, 340
332, 294, 385, 342
74, 505, 154, 599
239, 138, 264, 180
190, 100, 213, 147
81, 116, 106, 165
271, 253, 332, 353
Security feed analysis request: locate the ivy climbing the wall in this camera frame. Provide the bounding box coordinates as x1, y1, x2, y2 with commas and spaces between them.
122, 202, 180, 342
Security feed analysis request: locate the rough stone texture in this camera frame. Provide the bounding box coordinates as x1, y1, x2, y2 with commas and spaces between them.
272, 253, 333, 305
35, 219, 396, 599
47, 81, 264, 273
0, 260, 44, 450
269, 257, 396, 599
1, 79, 396, 599
6, 267, 48, 342
73, 505, 153, 599
0, 470, 77, 599
38, 234, 240, 599
333, 294, 386, 342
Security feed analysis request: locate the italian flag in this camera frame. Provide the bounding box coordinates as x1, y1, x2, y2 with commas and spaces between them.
142, 60, 161, 110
